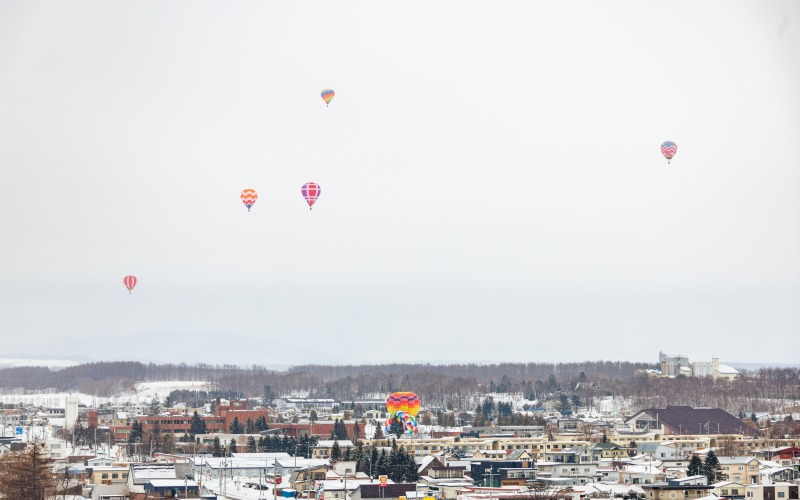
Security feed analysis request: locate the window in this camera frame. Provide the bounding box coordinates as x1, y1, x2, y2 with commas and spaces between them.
112, 473, 119, 479
102, 474, 109, 479
778, 494, 785, 498
670, 493, 676, 498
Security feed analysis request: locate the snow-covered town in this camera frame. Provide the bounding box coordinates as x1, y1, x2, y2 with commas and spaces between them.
1, 377, 798, 500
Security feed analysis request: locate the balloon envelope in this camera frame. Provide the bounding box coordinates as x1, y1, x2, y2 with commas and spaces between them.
661, 141, 677, 162
123, 275, 137, 294
240, 189, 258, 211
301, 182, 321, 209
321, 89, 335, 106
386, 392, 421, 417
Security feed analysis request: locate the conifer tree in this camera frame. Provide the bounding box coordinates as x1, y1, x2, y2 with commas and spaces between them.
687, 455, 703, 477
703, 450, 723, 483
212, 436, 223, 457
247, 436, 257, 453
376, 448, 389, 476
331, 439, 341, 462
229, 438, 238, 454
190, 411, 207, 436
229, 417, 244, 434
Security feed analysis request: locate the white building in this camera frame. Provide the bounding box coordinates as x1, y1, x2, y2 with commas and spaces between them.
65, 396, 80, 431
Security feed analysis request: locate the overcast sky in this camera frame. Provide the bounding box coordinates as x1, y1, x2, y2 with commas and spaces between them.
1, 1, 798, 367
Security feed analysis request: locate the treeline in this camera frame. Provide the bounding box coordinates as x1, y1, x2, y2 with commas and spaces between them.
1, 361, 798, 416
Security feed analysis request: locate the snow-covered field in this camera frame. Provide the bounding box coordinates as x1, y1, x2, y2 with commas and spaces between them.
0, 380, 209, 408
0, 358, 79, 369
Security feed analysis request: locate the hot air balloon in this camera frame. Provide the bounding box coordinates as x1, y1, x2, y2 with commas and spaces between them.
386, 392, 421, 417
321, 89, 335, 107
661, 141, 678, 164
123, 275, 137, 294
240, 189, 258, 212
383, 411, 419, 435
301, 182, 321, 210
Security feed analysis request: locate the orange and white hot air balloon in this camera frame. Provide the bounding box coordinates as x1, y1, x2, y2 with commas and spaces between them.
241, 189, 258, 211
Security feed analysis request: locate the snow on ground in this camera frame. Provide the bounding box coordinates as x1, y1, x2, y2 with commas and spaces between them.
0, 358, 79, 368
0, 380, 210, 408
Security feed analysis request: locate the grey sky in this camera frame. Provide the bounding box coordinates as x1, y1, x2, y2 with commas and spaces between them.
1, 1, 798, 366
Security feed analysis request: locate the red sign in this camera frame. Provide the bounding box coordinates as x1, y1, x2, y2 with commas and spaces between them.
276, 476, 282, 485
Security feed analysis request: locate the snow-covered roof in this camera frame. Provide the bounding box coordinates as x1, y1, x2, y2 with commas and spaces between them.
315, 440, 354, 448
147, 479, 198, 488
417, 455, 437, 473
717, 456, 756, 464
132, 466, 176, 480
717, 364, 739, 375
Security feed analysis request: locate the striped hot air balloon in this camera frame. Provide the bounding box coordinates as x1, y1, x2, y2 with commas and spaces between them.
123, 275, 137, 295
240, 189, 258, 211
321, 89, 335, 107
386, 392, 421, 417
301, 182, 321, 210
661, 141, 678, 164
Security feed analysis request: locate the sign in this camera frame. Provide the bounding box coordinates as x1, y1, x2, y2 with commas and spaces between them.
276, 476, 282, 485
15, 427, 23, 435
379, 475, 388, 486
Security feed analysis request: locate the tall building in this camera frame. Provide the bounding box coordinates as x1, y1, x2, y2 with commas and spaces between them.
65, 396, 80, 431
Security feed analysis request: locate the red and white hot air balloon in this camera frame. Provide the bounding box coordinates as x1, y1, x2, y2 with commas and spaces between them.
123, 275, 137, 295
660, 141, 678, 164
301, 182, 321, 210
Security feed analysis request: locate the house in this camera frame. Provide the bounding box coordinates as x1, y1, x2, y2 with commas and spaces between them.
470, 460, 535, 486
351, 483, 418, 500
625, 406, 760, 436
637, 443, 680, 460
533, 461, 597, 485
419, 465, 474, 491
542, 446, 593, 464
143, 478, 198, 497
89, 482, 128, 500
289, 463, 330, 497
311, 439, 354, 459
416, 455, 445, 477
744, 483, 799, 500
126, 463, 193, 498
759, 466, 796, 485
758, 447, 800, 468
717, 456, 761, 485
88, 466, 129, 485
497, 467, 537, 486
591, 442, 627, 460
711, 480, 747, 499
642, 479, 714, 500
505, 450, 534, 464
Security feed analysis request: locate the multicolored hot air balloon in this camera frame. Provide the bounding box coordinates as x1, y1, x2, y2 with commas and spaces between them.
301, 182, 321, 210
123, 275, 137, 295
240, 189, 258, 211
321, 89, 335, 107
661, 141, 678, 164
383, 411, 419, 436
386, 392, 421, 417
